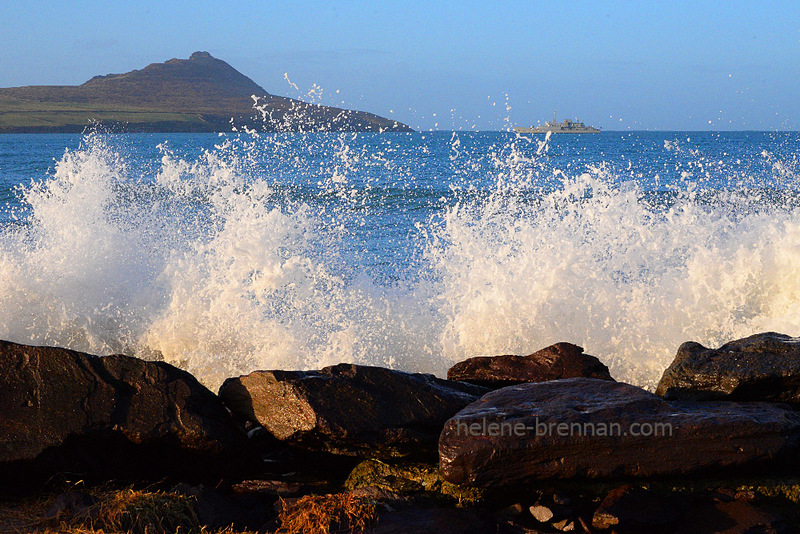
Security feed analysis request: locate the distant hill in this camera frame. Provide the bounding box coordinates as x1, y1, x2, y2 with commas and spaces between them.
0, 52, 412, 133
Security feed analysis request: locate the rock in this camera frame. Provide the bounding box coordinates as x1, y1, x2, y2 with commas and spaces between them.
529, 498, 571, 524
591, 485, 676, 530
712, 488, 738, 503
345, 459, 485, 505
231, 479, 306, 498
656, 332, 800, 403
497, 503, 526, 518
529, 503, 555, 523
172, 484, 272, 531
0, 340, 247, 491
367, 507, 493, 534
495, 521, 548, 534
346, 486, 412, 512
219, 363, 487, 459
439, 378, 800, 487
551, 492, 572, 506
675, 499, 788, 534
447, 342, 613, 389
707, 500, 787, 534
44, 490, 98, 521
551, 518, 575, 531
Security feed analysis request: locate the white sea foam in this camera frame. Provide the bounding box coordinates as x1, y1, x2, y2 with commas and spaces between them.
1, 132, 799, 390
429, 168, 800, 388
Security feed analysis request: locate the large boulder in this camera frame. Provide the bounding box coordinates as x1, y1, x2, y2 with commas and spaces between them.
656, 332, 800, 403
446, 342, 612, 389
0, 340, 247, 491
439, 378, 800, 487
219, 363, 487, 459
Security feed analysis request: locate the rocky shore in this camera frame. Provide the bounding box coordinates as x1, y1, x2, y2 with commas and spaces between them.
3, 333, 800, 533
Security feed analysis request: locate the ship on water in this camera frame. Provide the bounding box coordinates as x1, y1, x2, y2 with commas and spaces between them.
514, 111, 601, 134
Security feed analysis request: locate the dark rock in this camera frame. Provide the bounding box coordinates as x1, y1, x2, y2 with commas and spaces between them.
551, 492, 572, 506
44, 490, 98, 520
592, 485, 676, 530
439, 378, 800, 487
367, 507, 493, 534
495, 520, 548, 534
447, 342, 613, 389
172, 484, 272, 531
713, 488, 738, 503
656, 332, 800, 403
498, 502, 526, 518
734, 490, 757, 502
219, 363, 487, 459
0, 340, 247, 492
683, 500, 788, 534
231, 479, 306, 498
577, 517, 593, 533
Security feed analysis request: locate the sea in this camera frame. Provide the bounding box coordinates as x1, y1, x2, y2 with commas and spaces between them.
1, 129, 799, 390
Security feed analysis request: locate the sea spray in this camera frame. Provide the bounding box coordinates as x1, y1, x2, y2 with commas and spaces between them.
0, 135, 160, 355
429, 165, 800, 388
1, 131, 800, 390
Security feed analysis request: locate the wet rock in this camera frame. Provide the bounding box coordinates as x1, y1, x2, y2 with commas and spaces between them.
219, 363, 487, 459
0, 340, 247, 492
656, 332, 800, 403
447, 342, 612, 389
439, 378, 800, 487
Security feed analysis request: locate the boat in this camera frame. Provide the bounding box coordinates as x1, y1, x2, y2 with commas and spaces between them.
514, 111, 601, 134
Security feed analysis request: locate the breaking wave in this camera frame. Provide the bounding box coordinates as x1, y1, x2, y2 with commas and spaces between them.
2, 130, 800, 389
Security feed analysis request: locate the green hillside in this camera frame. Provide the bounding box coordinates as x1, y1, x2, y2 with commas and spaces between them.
0, 52, 411, 133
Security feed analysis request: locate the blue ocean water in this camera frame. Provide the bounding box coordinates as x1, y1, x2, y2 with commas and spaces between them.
1, 130, 799, 389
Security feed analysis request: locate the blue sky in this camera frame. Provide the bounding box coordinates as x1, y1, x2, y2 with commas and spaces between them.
1, 1, 798, 131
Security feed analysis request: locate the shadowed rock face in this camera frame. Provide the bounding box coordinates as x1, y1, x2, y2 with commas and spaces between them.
656, 332, 800, 403
0, 340, 247, 490
446, 342, 613, 389
439, 378, 800, 487
219, 363, 487, 459
591, 485, 677, 531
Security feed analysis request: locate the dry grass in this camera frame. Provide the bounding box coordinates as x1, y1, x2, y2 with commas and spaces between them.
87, 488, 199, 533
277, 493, 378, 534
0, 487, 259, 534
